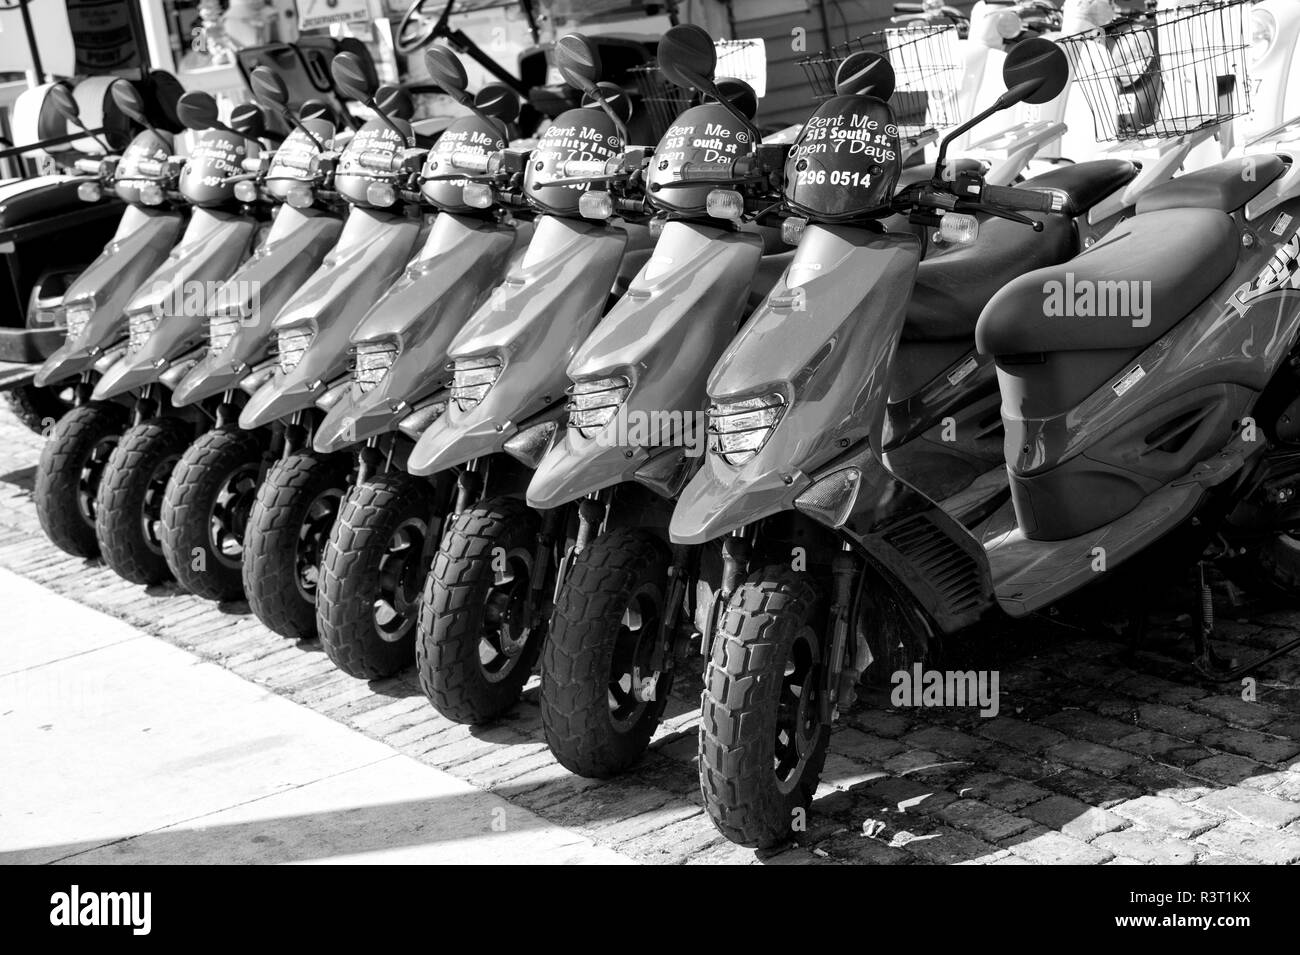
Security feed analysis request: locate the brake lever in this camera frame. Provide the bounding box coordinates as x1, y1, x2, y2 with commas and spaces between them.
651, 175, 762, 192
960, 201, 1044, 232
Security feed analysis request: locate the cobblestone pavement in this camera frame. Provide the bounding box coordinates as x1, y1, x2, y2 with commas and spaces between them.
3, 405, 1300, 864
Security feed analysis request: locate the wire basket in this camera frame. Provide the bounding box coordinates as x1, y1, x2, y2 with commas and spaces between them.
798, 24, 962, 134
1058, 0, 1252, 142
632, 62, 695, 142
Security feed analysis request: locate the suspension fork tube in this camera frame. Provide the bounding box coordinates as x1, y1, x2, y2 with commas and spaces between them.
822, 542, 860, 724
575, 490, 608, 556
651, 542, 692, 675
452, 458, 482, 518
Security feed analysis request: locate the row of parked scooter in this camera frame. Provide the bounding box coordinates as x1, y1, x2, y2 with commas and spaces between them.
22, 0, 1300, 849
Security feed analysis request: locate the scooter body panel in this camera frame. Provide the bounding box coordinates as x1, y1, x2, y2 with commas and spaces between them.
313, 212, 533, 451
527, 221, 763, 509
171, 205, 344, 406
238, 206, 424, 430
406, 214, 630, 475
669, 225, 921, 545
93, 208, 258, 399
35, 205, 186, 386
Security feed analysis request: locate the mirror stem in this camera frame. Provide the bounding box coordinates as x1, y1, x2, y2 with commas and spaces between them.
369, 99, 410, 146
282, 109, 326, 151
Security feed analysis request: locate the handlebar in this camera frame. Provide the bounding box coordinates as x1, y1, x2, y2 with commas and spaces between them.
74, 158, 102, 175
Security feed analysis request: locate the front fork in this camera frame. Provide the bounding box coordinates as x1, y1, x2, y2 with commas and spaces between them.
822, 544, 861, 724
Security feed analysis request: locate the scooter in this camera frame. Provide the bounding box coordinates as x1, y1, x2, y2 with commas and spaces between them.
86, 93, 274, 586
307, 50, 532, 678
33, 81, 193, 559
523, 26, 798, 777
407, 34, 655, 723
236, 52, 441, 640
524, 24, 1138, 779
671, 34, 1300, 850
156, 71, 351, 602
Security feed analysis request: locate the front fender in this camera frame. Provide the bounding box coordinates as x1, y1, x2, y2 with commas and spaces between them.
173, 206, 344, 407
35, 206, 186, 386
239, 206, 424, 430
669, 226, 921, 544
527, 222, 763, 509
93, 209, 258, 400
407, 215, 630, 475
313, 213, 530, 452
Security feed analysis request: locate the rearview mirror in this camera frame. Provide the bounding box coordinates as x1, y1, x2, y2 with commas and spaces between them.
110, 80, 149, 126
230, 102, 267, 139
475, 83, 520, 124
331, 52, 379, 102
554, 34, 601, 92
177, 91, 221, 131
300, 100, 333, 122
250, 66, 289, 110
657, 24, 716, 91
1000, 38, 1069, 107
424, 46, 469, 100
49, 84, 80, 122
375, 85, 415, 122
834, 51, 896, 100
708, 78, 759, 122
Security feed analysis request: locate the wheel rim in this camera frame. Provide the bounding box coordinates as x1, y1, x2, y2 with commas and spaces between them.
141, 453, 183, 555
477, 547, 534, 684
774, 624, 824, 795
208, 461, 259, 569
76, 435, 118, 526
373, 516, 430, 642
294, 487, 344, 603
607, 584, 664, 731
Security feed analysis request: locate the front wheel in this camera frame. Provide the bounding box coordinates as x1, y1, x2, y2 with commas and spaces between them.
317, 472, 442, 679
35, 401, 127, 557
417, 497, 543, 724
540, 528, 671, 778
699, 567, 830, 849
95, 417, 193, 584
160, 426, 265, 601
242, 451, 349, 639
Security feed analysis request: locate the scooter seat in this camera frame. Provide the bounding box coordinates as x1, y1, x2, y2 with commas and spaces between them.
975, 207, 1238, 359
904, 212, 1074, 341
1136, 155, 1285, 215
903, 161, 1139, 342
1018, 159, 1138, 216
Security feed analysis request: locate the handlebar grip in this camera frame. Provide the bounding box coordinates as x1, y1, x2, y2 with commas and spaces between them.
893, 2, 925, 10
982, 184, 1061, 214
74, 158, 102, 175
452, 150, 491, 174
560, 159, 608, 178
678, 161, 733, 181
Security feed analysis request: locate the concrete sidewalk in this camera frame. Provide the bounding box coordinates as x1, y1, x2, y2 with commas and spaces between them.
0, 567, 630, 865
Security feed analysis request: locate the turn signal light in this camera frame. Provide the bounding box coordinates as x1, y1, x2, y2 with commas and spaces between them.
463, 181, 494, 208
781, 216, 808, 246
286, 184, 313, 208
938, 212, 979, 245
579, 190, 614, 220
706, 189, 745, 221
139, 182, 164, 206
366, 181, 396, 207
233, 180, 258, 203
77, 182, 101, 203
